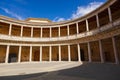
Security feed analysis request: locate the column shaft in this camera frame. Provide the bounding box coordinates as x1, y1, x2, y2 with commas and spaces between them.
68, 45, 71, 61
88, 42, 92, 62
96, 14, 100, 27
99, 40, 104, 63
5, 45, 10, 63
86, 19, 89, 31
18, 46, 21, 63
67, 25, 69, 36
49, 46, 52, 61
20, 26, 23, 37
41, 28, 42, 38
40, 46, 42, 61
31, 27, 33, 37
77, 44, 81, 62
112, 37, 119, 64
29, 46, 32, 62
76, 22, 79, 34
59, 45, 61, 61
9, 24, 12, 36
108, 7, 112, 22
59, 27, 60, 37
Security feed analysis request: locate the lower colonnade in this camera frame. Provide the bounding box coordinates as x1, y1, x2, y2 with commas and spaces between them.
0, 35, 120, 64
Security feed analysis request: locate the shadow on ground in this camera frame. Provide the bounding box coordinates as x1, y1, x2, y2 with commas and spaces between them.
0, 63, 120, 80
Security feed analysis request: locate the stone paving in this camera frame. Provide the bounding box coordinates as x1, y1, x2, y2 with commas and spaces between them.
0, 62, 120, 80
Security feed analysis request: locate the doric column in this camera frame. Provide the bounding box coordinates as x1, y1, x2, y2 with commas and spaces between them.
40, 46, 42, 62
112, 37, 119, 64
108, 7, 112, 22
5, 45, 10, 63
41, 27, 43, 38
18, 46, 21, 63
59, 27, 60, 37
96, 14, 100, 27
31, 27, 33, 37
68, 45, 71, 62
99, 40, 104, 63
76, 22, 79, 34
9, 24, 12, 36
86, 19, 89, 31
88, 42, 92, 62
29, 46, 32, 62
49, 46, 52, 62
20, 26, 23, 37
59, 45, 61, 61
77, 44, 81, 62
67, 25, 69, 36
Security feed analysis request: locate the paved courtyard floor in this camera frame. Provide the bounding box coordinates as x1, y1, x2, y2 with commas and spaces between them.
0, 62, 120, 80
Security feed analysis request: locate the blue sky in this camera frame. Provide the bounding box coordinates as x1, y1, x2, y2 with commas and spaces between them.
0, 0, 106, 22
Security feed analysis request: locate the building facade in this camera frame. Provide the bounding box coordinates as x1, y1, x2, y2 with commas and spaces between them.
0, 0, 120, 64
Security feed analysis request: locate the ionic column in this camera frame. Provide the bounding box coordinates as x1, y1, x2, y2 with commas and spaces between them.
5, 45, 10, 63
59, 27, 60, 37
41, 27, 43, 38
40, 46, 42, 62
67, 25, 69, 36
20, 26, 23, 37
76, 22, 79, 34
77, 44, 81, 62
99, 40, 104, 63
31, 27, 33, 37
68, 45, 71, 62
96, 14, 100, 27
112, 37, 119, 64
86, 19, 89, 31
29, 46, 32, 62
88, 42, 92, 62
49, 46, 52, 62
18, 46, 21, 63
59, 45, 61, 61
108, 7, 112, 22
9, 24, 12, 36
50, 27, 52, 38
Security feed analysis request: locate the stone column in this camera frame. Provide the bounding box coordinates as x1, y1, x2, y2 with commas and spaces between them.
18, 46, 21, 63
40, 46, 42, 62
77, 44, 81, 62
5, 45, 10, 63
20, 26, 23, 37
108, 7, 112, 22
41, 27, 43, 38
68, 45, 71, 62
9, 24, 12, 36
29, 46, 32, 62
50, 27, 52, 38
99, 40, 104, 63
59, 27, 60, 37
49, 46, 52, 62
88, 42, 92, 62
86, 19, 89, 31
112, 37, 119, 64
31, 27, 33, 37
59, 45, 61, 61
76, 22, 79, 34
96, 14, 100, 27
67, 25, 69, 36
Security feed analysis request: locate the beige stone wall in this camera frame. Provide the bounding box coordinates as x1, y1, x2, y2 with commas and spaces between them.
61, 45, 68, 61
78, 21, 86, 33
32, 46, 40, 61
33, 28, 41, 37
0, 22, 9, 35
60, 26, 67, 36
0, 45, 6, 63
42, 46, 49, 61
52, 46, 58, 61
52, 27, 58, 37
70, 44, 78, 61
21, 46, 30, 62
11, 25, 21, 36
90, 41, 101, 62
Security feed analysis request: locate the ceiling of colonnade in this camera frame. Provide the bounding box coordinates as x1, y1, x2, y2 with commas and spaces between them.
0, 0, 106, 22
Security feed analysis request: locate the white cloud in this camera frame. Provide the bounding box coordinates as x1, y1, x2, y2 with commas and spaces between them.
0, 7, 24, 20
53, 17, 65, 22
71, 2, 103, 19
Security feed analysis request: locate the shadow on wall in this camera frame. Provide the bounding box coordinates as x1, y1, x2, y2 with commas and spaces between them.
0, 63, 120, 80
